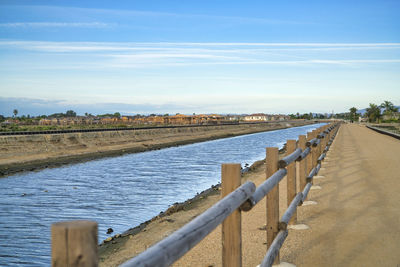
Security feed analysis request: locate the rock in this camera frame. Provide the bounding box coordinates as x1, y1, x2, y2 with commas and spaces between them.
107, 228, 113, 234
105, 237, 112, 242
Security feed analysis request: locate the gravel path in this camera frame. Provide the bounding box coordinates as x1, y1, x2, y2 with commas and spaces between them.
280, 123, 400, 266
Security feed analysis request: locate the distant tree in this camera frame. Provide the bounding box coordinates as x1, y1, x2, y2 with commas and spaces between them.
13, 109, 18, 118
113, 112, 121, 118
380, 100, 398, 119
0, 115, 5, 122
366, 103, 381, 123
349, 107, 358, 122
300, 113, 312, 120
65, 110, 77, 117
296, 112, 300, 119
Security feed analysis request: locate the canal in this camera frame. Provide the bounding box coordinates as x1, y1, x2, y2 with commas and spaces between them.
0, 123, 325, 266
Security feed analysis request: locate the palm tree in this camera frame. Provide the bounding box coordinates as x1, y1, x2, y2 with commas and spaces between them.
380, 100, 398, 119
349, 107, 357, 122
366, 103, 381, 123
13, 109, 18, 118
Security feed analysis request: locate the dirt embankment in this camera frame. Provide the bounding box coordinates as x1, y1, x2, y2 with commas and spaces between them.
0, 121, 312, 177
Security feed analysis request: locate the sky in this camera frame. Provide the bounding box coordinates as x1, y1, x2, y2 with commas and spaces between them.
0, 0, 399, 116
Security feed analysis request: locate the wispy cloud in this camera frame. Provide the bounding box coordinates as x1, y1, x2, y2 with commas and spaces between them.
1, 41, 400, 70
0, 22, 113, 28
1, 41, 400, 53
5, 5, 303, 26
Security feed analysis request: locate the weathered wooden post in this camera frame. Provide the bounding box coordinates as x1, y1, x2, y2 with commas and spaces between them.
311, 131, 318, 168
306, 132, 313, 176
266, 147, 279, 264
298, 135, 307, 191
221, 163, 242, 267
286, 140, 297, 224
51, 220, 98, 267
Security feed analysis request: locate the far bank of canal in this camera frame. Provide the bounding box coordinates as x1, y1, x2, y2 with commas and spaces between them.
0, 123, 325, 266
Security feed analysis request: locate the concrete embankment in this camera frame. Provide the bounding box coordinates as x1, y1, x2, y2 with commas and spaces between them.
0, 121, 313, 177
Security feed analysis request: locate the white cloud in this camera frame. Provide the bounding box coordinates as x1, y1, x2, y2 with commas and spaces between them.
2, 41, 400, 53
1, 41, 399, 71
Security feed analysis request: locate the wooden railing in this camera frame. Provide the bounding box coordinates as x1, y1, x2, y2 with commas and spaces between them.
51, 122, 340, 267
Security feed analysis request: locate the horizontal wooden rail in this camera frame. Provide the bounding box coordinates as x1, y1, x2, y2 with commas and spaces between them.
297, 147, 311, 161
240, 168, 287, 212
278, 148, 302, 168
306, 166, 318, 183
317, 153, 325, 163
279, 192, 303, 230
120, 181, 256, 267
314, 139, 321, 146
260, 230, 288, 267
306, 138, 317, 147
301, 182, 313, 202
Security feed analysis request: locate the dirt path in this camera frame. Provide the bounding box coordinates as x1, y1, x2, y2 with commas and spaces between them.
280, 123, 400, 266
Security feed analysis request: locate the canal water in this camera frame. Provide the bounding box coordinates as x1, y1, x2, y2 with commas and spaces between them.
0, 123, 325, 266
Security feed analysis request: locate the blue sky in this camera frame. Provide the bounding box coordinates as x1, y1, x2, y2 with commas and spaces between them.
0, 0, 399, 116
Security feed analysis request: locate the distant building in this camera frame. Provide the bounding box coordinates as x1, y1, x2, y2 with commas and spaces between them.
244, 113, 268, 121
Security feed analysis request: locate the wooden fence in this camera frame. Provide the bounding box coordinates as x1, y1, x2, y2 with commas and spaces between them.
51, 122, 340, 267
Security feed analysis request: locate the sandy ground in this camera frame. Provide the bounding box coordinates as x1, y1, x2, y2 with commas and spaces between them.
101, 123, 400, 267
279, 123, 400, 266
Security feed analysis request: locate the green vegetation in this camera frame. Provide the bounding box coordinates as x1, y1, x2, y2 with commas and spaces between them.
346, 100, 399, 123
349, 107, 358, 122
365, 103, 382, 123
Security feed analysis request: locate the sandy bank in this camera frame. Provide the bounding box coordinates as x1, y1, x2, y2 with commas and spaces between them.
0, 121, 312, 177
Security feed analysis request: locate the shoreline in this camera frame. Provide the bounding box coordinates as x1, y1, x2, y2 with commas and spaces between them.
0, 121, 312, 177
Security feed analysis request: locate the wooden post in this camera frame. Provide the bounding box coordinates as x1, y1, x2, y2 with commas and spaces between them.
52, 220, 98, 267
306, 132, 313, 176
312, 131, 318, 168
221, 163, 242, 267
286, 140, 297, 224
298, 135, 307, 191
266, 147, 279, 265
